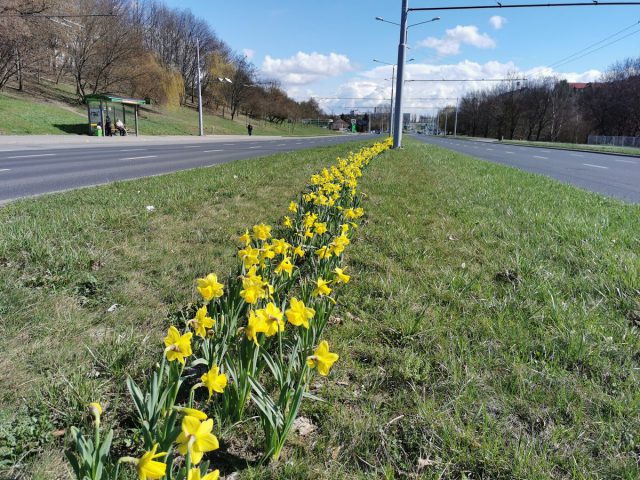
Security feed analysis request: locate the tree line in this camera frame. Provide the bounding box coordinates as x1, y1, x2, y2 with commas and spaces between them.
439, 56, 640, 143
0, 0, 323, 122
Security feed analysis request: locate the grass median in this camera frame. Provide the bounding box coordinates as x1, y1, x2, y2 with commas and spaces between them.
1, 139, 638, 479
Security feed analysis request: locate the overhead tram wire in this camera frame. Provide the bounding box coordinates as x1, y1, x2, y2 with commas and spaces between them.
550, 25, 640, 69
408, 2, 640, 12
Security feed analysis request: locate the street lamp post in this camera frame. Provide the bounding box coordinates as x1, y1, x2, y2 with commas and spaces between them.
374, 58, 413, 137
196, 38, 204, 136
376, 7, 440, 148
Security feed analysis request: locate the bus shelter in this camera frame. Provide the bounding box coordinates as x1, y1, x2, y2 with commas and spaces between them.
84, 94, 147, 136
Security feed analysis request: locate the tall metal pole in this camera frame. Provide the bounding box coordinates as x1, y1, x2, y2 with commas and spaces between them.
392, 0, 409, 149
196, 38, 204, 136
389, 65, 395, 137
454, 97, 459, 136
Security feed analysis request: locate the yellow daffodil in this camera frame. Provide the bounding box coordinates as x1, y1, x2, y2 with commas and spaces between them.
304, 229, 315, 239
196, 274, 224, 302
136, 443, 167, 480
164, 326, 193, 365
259, 244, 276, 261
200, 365, 227, 398
312, 278, 332, 297
238, 245, 260, 269
245, 310, 267, 346
252, 223, 272, 241
341, 224, 349, 234
293, 245, 305, 257
188, 468, 220, 480
189, 306, 214, 338
285, 297, 315, 329
240, 269, 270, 304
239, 229, 251, 246
88, 402, 102, 426
283, 216, 293, 228
315, 246, 332, 260
288, 201, 298, 213
176, 416, 219, 465
256, 302, 285, 337
271, 238, 290, 256
303, 212, 317, 229
314, 222, 328, 235
333, 267, 351, 284
275, 257, 294, 276
307, 341, 339, 376
176, 407, 208, 420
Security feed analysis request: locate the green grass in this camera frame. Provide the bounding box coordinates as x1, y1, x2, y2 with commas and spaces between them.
0, 85, 334, 137
1, 140, 639, 479
498, 139, 640, 156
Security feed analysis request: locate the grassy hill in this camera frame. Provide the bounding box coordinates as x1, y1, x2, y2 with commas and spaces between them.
0, 80, 334, 137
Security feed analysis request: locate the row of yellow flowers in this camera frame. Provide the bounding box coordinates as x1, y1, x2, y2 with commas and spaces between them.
66, 138, 392, 480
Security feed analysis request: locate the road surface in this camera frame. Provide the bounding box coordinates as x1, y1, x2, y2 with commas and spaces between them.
0, 135, 374, 203
413, 135, 640, 203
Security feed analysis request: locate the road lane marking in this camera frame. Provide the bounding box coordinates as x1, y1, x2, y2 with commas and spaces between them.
571, 153, 584, 157
183, 146, 198, 149
203, 149, 224, 153
118, 149, 143, 152
249, 146, 259, 149
615, 159, 637, 164
7, 153, 56, 159
533, 155, 548, 159
223, 143, 235, 146
0, 168, 10, 172
486, 148, 494, 151
277, 143, 287, 146
122, 155, 158, 160
583, 163, 608, 169
296, 142, 303, 145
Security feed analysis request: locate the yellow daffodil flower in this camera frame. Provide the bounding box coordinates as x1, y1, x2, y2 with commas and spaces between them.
176, 407, 208, 420
283, 216, 293, 228
200, 365, 227, 398
188, 468, 220, 480
285, 297, 315, 329
238, 245, 260, 269
259, 244, 276, 261
333, 267, 351, 284
176, 416, 219, 465
245, 310, 267, 345
189, 306, 214, 338
271, 238, 290, 256
136, 443, 167, 480
293, 245, 305, 257
312, 278, 332, 297
288, 201, 298, 213
164, 326, 193, 365
196, 274, 224, 302
252, 223, 272, 241
256, 302, 285, 337
307, 340, 339, 376
303, 212, 317, 229
239, 229, 251, 246
315, 246, 332, 260
314, 222, 328, 235
275, 257, 294, 277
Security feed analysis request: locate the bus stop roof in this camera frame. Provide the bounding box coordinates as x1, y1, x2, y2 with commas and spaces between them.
84, 93, 147, 105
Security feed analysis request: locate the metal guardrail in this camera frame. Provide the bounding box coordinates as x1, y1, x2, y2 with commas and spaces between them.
588, 135, 640, 148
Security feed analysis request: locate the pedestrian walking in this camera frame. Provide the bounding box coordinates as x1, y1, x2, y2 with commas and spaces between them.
247, 124, 253, 136
105, 117, 112, 137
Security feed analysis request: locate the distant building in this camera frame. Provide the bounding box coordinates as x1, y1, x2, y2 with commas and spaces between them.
330, 119, 349, 131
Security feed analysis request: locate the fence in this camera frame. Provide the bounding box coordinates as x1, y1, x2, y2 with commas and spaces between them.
588, 135, 640, 149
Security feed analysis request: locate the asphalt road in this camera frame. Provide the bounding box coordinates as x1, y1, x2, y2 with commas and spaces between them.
413, 135, 640, 203
0, 135, 374, 204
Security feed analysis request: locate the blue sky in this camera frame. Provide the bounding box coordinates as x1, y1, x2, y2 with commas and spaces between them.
165, 1, 640, 114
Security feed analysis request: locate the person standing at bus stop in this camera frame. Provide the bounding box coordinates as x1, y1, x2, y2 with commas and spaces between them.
247, 124, 253, 136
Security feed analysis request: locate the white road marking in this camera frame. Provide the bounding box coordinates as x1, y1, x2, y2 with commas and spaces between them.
183, 146, 198, 149
122, 155, 158, 160
505, 151, 515, 154
203, 149, 224, 153
615, 159, 637, 164
118, 149, 143, 152
533, 155, 548, 159
223, 143, 235, 146
583, 163, 608, 169
249, 146, 259, 149
486, 148, 494, 151
0, 168, 10, 172
571, 153, 584, 157
7, 153, 56, 159
277, 143, 287, 146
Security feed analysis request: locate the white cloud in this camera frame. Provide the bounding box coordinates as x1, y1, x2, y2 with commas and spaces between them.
417, 25, 496, 56
321, 60, 602, 114
242, 48, 255, 60
489, 16, 507, 30
261, 51, 354, 86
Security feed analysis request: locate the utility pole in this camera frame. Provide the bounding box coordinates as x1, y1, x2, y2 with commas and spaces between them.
389, 65, 395, 137
454, 97, 459, 137
392, 0, 409, 148
196, 38, 204, 137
